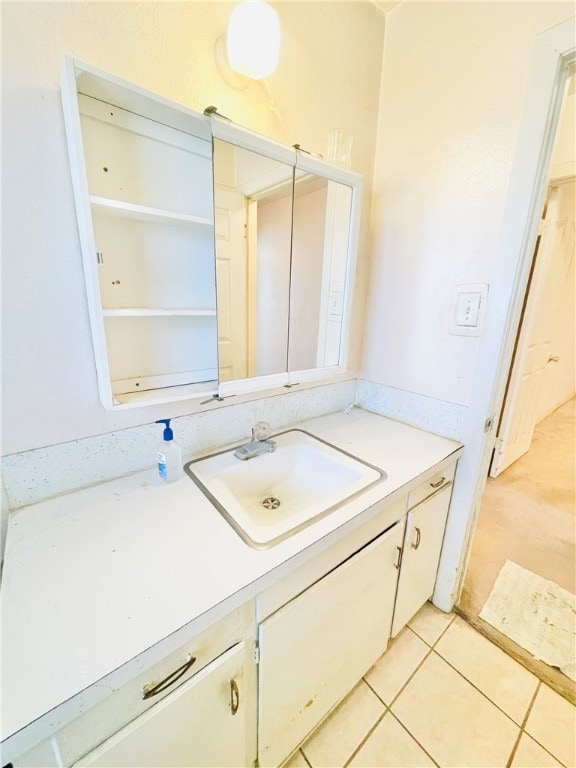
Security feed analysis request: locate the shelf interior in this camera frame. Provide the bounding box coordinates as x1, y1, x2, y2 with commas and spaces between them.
91, 196, 213, 231
102, 308, 217, 317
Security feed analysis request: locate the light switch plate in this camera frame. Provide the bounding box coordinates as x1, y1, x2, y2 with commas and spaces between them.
328, 288, 344, 319
449, 283, 488, 336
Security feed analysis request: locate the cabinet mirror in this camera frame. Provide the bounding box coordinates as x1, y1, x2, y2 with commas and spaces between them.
289, 169, 353, 373
212, 129, 360, 395
213, 139, 294, 385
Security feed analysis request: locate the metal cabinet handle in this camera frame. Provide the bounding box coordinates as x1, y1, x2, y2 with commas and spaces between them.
142, 655, 197, 700
430, 477, 446, 489
394, 546, 403, 569
230, 678, 240, 715
411, 526, 422, 550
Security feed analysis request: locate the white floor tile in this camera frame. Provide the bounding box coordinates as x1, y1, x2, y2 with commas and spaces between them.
511, 734, 562, 767
525, 684, 576, 767
301, 681, 385, 768
407, 601, 454, 646
364, 627, 429, 705
435, 616, 538, 723
348, 711, 436, 767
392, 652, 519, 767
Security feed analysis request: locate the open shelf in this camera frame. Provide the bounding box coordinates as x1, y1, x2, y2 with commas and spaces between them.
102, 308, 216, 317
91, 196, 214, 231
112, 380, 218, 408
63, 65, 220, 409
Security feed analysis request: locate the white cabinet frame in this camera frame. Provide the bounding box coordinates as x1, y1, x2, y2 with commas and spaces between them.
61, 57, 218, 410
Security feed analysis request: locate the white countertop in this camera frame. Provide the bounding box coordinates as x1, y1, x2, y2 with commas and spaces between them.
1, 408, 462, 752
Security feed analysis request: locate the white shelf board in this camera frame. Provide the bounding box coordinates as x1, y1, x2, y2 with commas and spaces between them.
102, 308, 216, 317
91, 196, 213, 231
112, 380, 218, 408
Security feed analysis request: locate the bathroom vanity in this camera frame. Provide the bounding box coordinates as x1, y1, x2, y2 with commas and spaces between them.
1, 409, 462, 768
1, 58, 463, 768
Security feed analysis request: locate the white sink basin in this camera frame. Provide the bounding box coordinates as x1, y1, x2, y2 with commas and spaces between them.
185, 429, 386, 547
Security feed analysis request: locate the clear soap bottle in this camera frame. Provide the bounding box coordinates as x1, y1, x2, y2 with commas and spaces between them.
155, 419, 183, 483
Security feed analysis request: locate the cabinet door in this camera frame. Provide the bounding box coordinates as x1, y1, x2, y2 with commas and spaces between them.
391, 485, 452, 636
258, 522, 405, 768
61, 61, 218, 409
74, 644, 250, 768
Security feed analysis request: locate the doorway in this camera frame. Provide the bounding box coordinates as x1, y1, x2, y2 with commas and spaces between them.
458, 73, 575, 700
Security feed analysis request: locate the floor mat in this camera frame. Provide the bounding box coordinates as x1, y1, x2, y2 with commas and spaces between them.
479, 560, 576, 681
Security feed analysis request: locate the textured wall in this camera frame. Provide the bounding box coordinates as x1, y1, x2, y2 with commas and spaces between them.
361, 1, 574, 407
1, 1, 385, 455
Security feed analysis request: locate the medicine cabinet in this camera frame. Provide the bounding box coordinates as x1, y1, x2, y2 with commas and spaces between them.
61, 58, 362, 410
212, 119, 360, 397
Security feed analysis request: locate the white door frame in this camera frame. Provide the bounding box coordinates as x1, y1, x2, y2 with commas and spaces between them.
433, 16, 576, 611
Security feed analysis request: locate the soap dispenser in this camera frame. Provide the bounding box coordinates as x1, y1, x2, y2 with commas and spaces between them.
155, 419, 183, 483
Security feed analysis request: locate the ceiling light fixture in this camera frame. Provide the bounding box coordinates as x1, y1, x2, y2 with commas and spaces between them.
215, 1, 280, 90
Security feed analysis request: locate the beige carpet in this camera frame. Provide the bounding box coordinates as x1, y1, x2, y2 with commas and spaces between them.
459, 397, 576, 700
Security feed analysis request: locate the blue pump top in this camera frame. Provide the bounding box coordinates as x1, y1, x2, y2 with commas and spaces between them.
155, 419, 174, 441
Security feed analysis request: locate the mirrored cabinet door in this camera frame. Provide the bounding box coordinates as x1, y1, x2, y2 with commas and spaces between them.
213, 139, 294, 385
289, 173, 353, 373
62, 58, 218, 409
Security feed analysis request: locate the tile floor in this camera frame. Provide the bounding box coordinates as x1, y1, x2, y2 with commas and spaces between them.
282, 603, 576, 768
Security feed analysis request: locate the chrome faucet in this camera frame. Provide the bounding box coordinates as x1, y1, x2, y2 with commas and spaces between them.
234, 422, 276, 461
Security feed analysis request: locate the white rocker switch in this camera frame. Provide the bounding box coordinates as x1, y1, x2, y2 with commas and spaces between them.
456, 292, 482, 326
449, 284, 488, 336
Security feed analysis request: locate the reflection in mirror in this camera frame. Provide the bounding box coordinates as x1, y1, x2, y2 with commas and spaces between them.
213, 139, 294, 383
289, 173, 353, 371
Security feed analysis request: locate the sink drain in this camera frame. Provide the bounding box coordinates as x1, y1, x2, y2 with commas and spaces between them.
262, 496, 281, 510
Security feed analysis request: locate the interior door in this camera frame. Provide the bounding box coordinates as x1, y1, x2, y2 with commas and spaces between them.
490, 182, 574, 476
215, 188, 248, 381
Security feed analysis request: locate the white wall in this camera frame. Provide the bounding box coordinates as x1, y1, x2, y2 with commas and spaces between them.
361, 3, 574, 609
550, 76, 576, 173
290, 184, 328, 370
1, 1, 385, 456
361, 1, 575, 408
256, 193, 292, 375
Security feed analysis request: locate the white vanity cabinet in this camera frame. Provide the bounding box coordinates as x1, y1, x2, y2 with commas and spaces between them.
257, 520, 406, 768
74, 644, 248, 768
391, 466, 456, 636
1, 417, 462, 768
50, 605, 257, 768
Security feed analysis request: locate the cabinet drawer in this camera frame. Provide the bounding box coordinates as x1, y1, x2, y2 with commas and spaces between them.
56, 604, 253, 767
73, 643, 247, 768
11, 736, 60, 768
408, 462, 456, 510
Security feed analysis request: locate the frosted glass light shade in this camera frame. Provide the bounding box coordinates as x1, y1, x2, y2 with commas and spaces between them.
227, 1, 280, 80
